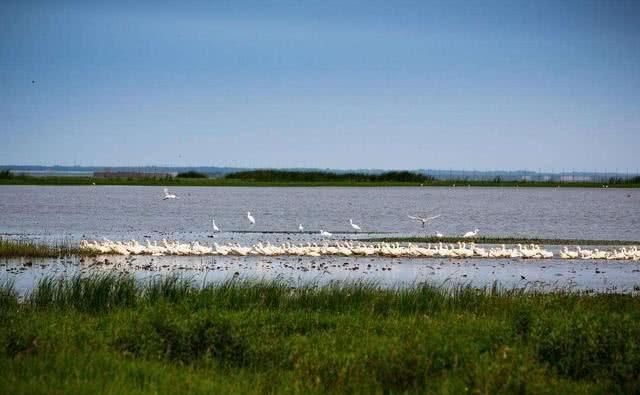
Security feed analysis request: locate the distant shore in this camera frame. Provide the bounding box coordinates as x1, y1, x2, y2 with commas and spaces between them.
1, 175, 639, 188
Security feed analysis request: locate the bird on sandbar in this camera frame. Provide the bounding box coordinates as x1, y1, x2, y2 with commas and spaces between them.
212, 218, 220, 233
463, 229, 479, 238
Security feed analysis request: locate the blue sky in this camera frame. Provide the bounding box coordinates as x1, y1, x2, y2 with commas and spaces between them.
1, 0, 639, 171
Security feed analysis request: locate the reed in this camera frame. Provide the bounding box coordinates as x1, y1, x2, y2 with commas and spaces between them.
0, 238, 89, 258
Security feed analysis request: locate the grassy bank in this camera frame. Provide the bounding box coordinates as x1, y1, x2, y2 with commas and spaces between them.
1, 173, 639, 187
365, 236, 640, 246
1, 275, 639, 394
0, 239, 88, 258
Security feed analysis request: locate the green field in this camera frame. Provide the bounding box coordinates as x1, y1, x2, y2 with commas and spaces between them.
1, 275, 638, 394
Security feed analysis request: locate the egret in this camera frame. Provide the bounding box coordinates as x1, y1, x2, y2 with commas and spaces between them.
435, 231, 444, 238
408, 214, 440, 228
247, 211, 255, 225
349, 219, 361, 231
212, 218, 220, 232
163, 188, 177, 200
463, 229, 479, 238
320, 229, 333, 237
298, 224, 304, 232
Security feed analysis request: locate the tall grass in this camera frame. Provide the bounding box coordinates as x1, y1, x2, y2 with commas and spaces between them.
1, 275, 639, 394
29, 274, 137, 312
0, 278, 17, 309
0, 238, 88, 258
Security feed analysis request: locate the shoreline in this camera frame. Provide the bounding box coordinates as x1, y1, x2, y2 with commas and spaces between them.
1, 175, 639, 188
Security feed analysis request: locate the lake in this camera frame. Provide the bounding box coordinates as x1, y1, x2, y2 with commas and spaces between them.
0, 185, 638, 243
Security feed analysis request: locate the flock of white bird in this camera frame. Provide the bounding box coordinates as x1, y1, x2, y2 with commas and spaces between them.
107, 187, 638, 262
78, 239, 640, 261
164, 188, 460, 237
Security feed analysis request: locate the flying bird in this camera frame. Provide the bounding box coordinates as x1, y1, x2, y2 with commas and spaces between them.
163, 188, 177, 200
408, 214, 441, 228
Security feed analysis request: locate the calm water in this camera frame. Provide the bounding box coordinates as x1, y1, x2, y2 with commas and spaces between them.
0, 186, 638, 243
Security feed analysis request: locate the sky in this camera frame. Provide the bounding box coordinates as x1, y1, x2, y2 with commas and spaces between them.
1, 0, 639, 171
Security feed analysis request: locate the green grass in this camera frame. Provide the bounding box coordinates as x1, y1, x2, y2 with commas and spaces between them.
365, 236, 640, 246
0, 238, 89, 258
1, 173, 639, 187
1, 275, 639, 394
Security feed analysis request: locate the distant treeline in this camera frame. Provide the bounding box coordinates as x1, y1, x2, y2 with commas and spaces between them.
176, 171, 208, 178
609, 176, 640, 184
225, 170, 436, 183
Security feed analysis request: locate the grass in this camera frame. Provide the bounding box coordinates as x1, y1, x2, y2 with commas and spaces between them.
1, 173, 639, 187
365, 236, 640, 246
0, 239, 89, 258
0, 274, 639, 394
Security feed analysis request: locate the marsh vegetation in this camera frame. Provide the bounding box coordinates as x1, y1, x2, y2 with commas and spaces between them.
0, 275, 639, 394
1, 170, 639, 187
0, 239, 88, 258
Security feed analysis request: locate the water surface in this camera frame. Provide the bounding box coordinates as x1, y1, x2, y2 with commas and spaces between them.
1, 186, 638, 243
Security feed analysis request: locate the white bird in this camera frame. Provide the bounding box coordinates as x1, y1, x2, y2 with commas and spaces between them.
349, 219, 361, 231
163, 188, 177, 200
247, 211, 255, 225
212, 218, 220, 232
463, 229, 479, 238
320, 229, 333, 237
408, 214, 441, 228
435, 231, 444, 238
298, 224, 304, 232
